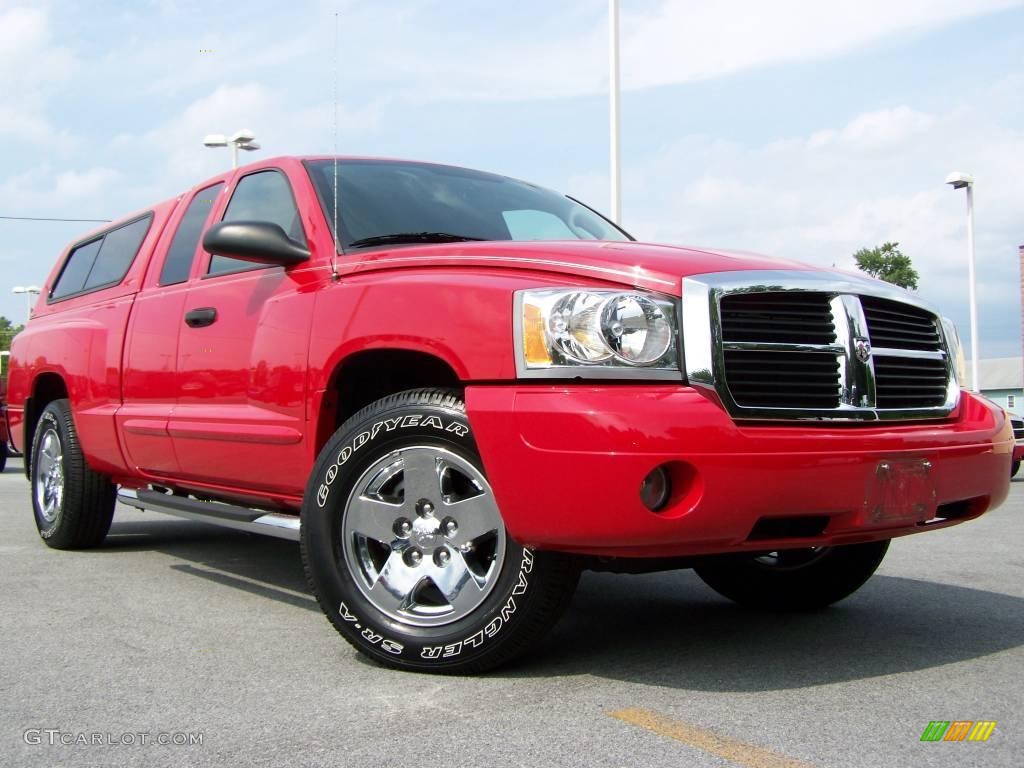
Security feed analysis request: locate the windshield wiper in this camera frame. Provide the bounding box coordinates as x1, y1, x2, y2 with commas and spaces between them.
348, 232, 488, 248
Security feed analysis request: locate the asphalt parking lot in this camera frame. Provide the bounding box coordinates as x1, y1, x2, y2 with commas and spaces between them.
1, 454, 1021, 768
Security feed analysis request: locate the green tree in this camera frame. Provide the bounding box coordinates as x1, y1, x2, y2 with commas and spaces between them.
0, 315, 24, 354
853, 241, 919, 290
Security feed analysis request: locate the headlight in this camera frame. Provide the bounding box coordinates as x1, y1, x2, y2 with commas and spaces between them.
940, 316, 967, 385
516, 288, 681, 378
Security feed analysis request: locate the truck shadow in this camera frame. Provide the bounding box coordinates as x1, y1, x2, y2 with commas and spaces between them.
518, 569, 1024, 691
103, 515, 1024, 692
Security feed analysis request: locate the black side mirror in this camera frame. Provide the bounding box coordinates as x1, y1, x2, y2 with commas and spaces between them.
202, 221, 311, 266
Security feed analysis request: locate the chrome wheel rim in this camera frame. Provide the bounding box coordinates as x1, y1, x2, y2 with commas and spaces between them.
35, 428, 65, 525
342, 445, 506, 628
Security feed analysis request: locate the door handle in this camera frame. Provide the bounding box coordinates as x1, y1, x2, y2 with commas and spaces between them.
184, 307, 218, 328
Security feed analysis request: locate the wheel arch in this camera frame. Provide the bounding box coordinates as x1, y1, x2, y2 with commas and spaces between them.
23, 372, 70, 479
314, 347, 463, 457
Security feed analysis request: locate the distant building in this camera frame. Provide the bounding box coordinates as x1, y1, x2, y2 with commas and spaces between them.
964, 357, 1024, 414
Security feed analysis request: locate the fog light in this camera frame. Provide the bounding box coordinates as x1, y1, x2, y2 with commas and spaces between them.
640, 466, 671, 511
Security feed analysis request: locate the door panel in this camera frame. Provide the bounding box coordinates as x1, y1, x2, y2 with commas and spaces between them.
172, 267, 313, 494
119, 181, 227, 475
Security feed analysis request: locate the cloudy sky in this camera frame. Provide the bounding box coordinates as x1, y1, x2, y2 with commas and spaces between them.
1, 0, 1022, 356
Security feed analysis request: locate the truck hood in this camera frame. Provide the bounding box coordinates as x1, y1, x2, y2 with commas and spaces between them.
344, 240, 834, 295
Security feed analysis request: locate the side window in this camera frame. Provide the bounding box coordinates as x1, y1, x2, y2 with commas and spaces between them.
208, 170, 305, 276
51, 238, 102, 299
50, 215, 152, 300
160, 183, 225, 285
84, 217, 151, 290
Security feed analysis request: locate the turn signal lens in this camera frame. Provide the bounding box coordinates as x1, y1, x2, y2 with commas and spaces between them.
523, 302, 552, 366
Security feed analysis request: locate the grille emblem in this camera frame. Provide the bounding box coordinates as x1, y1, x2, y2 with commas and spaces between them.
855, 338, 872, 363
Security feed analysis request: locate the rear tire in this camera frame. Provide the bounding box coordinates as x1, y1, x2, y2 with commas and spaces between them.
301, 388, 579, 674
695, 540, 890, 611
1011, 460, 1020, 478
0, 440, 7, 472
31, 399, 116, 549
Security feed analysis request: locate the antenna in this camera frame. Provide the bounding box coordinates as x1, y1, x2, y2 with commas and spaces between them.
330, 11, 340, 281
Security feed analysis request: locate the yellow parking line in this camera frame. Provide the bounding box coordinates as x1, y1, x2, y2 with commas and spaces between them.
608, 708, 816, 768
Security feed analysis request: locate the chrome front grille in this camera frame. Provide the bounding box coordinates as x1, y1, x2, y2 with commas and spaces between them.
720, 292, 835, 344
873, 357, 949, 409
861, 296, 941, 351
683, 270, 959, 421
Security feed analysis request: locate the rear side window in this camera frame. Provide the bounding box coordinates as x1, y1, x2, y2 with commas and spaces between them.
161, 183, 224, 285
51, 215, 152, 300
51, 239, 102, 299
208, 170, 305, 276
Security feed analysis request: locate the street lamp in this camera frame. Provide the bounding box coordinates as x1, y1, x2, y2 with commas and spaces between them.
608, 0, 621, 224
203, 129, 261, 169
945, 172, 978, 392
12, 285, 41, 323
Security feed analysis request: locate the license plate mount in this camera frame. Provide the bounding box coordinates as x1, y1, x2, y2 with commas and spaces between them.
863, 458, 937, 526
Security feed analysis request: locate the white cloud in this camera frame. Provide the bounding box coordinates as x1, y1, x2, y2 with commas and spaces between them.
619, 84, 1024, 355
365, 0, 1024, 100
619, 0, 1022, 90
0, 6, 76, 145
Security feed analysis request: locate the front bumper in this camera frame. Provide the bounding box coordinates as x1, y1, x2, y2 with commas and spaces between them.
466, 385, 1012, 558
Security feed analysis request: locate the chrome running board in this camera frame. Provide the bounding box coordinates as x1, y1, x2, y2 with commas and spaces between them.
117, 488, 300, 542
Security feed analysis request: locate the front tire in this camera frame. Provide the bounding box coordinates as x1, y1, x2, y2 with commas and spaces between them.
31, 399, 116, 549
0, 440, 7, 472
301, 389, 579, 674
695, 540, 890, 611
1011, 460, 1020, 478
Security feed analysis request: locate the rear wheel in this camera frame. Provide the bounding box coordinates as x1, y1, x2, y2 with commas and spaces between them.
0, 440, 7, 472
301, 389, 579, 673
1011, 460, 1020, 478
31, 399, 116, 549
695, 540, 890, 611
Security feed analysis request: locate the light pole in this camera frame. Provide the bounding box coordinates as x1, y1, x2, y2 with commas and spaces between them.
608, 0, 621, 224
203, 129, 261, 169
12, 285, 40, 323
946, 172, 978, 392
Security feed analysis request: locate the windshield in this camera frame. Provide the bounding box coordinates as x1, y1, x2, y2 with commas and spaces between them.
304, 159, 631, 250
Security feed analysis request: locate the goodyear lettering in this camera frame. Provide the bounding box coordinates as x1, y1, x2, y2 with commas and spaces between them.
421, 415, 444, 430
316, 414, 471, 509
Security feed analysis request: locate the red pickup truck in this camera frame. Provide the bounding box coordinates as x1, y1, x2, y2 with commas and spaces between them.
6, 156, 1012, 673
1, 371, 9, 472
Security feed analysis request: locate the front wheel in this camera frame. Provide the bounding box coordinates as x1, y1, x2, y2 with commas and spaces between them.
695, 540, 890, 611
301, 389, 579, 674
1011, 460, 1020, 478
0, 440, 7, 472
